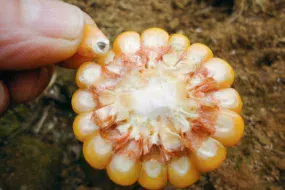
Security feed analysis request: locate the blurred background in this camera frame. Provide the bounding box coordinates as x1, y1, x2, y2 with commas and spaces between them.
0, 0, 284, 189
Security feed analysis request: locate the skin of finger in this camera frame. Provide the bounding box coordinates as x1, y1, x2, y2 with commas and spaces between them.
6, 66, 54, 103
0, 0, 88, 70
0, 81, 10, 114
32, 66, 54, 98
58, 12, 96, 69
83, 12, 95, 25
0, 33, 82, 70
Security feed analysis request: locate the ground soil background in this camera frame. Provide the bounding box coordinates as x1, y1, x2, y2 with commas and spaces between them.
1, 0, 285, 189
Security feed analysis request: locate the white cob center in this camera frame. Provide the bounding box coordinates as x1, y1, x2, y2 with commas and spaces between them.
131, 77, 179, 119
109, 67, 194, 150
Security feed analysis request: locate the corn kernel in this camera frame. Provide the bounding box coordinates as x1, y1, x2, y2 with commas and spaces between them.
138, 159, 167, 189
168, 156, 200, 188
73, 111, 98, 141
212, 109, 244, 147
76, 61, 102, 88
113, 31, 141, 54
77, 24, 109, 57
176, 43, 213, 74
83, 132, 112, 169
107, 154, 141, 186
202, 58, 235, 88
192, 138, 226, 172
71, 89, 97, 114
169, 33, 190, 52
141, 28, 169, 48
210, 88, 242, 113
186, 43, 213, 65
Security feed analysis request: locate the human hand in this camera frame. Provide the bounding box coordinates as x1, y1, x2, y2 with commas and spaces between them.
0, 0, 101, 114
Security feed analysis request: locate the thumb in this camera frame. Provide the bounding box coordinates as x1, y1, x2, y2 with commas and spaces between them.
0, 0, 90, 70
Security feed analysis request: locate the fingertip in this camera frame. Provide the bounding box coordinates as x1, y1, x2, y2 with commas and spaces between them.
83, 12, 95, 25
0, 81, 10, 115
0, 0, 101, 70
20, 0, 85, 40
0, 0, 89, 70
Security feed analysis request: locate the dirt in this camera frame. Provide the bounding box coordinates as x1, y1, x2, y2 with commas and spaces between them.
0, 0, 285, 189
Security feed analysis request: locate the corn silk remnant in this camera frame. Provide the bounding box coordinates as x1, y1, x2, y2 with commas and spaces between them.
71, 25, 244, 189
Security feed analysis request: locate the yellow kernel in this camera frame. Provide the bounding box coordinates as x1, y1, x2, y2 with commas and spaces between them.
71, 89, 97, 114
83, 132, 112, 169
113, 31, 141, 55
211, 88, 242, 113
141, 28, 169, 48
176, 43, 213, 73
169, 33, 190, 52
107, 154, 141, 186
77, 24, 109, 58
192, 138, 226, 172
212, 109, 244, 147
73, 111, 98, 142
186, 43, 213, 65
76, 61, 102, 88
168, 156, 200, 188
202, 58, 235, 89
138, 159, 167, 190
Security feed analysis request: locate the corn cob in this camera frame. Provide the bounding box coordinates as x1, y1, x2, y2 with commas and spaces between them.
71, 26, 244, 189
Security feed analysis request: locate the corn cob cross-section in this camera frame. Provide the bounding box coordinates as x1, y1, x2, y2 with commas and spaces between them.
71, 25, 244, 189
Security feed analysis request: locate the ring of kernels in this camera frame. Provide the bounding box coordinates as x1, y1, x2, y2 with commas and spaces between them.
71, 25, 244, 189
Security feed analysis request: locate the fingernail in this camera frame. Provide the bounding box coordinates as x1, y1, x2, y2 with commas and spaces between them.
20, 0, 84, 40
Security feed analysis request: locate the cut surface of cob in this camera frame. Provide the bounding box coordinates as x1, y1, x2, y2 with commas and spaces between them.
71, 26, 244, 189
